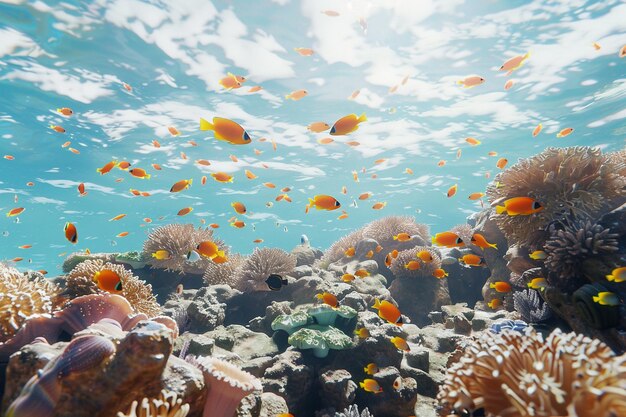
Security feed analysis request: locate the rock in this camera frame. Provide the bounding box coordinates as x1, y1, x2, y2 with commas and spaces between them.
356, 366, 417, 417
292, 246, 322, 267
440, 247, 490, 308
412, 394, 439, 417
187, 288, 226, 333
441, 304, 474, 320
505, 244, 536, 275
263, 350, 315, 416
428, 311, 444, 324
404, 347, 429, 372
259, 392, 290, 417
292, 265, 314, 279
237, 393, 262, 417
204, 284, 242, 304
204, 325, 279, 360
341, 291, 368, 311
471, 317, 487, 331
318, 369, 357, 411
186, 333, 215, 357
389, 276, 451, 326
355, 239, 380, 260
241, 356, 277, 378
453, 315, 472, 335
399, 365, 438, 398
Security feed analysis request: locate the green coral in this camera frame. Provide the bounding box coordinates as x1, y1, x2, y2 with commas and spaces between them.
288, 325, 353, 358
271, 310, 312, 335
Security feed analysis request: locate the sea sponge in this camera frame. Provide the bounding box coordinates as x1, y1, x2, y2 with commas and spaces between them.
512, 289, 552, 323
202, 254, 245, 287
486, 146, 626, 247
186, 356, 262, 417
66, 260, 160, 317
362, 215, 429, 244
287, 325, 354, 358
0, 263, 60, 343
235, 247, 296, 292
143, 223, 226, 273
117, 390, 190, 417
318, 229, 364, 267
438, 328, 625, 417
543, 220, 619, 291
389, 246, 441, 278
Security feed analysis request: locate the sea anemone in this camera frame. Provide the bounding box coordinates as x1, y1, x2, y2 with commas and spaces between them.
117, 390, 190, 417
486, 146, 626, 247
389, 246, 441, 278
318, 229, 364, 267
512, 289, 552, 323
203, 254, 245, 287
66, 260, 161, 317
438, 328, 624, 417
543, 220, 619, 291
362, 215, 430, 244
143, 223, 226, 273
235, 247, 296, 292
0, 263, 60, 343
186, 356, 262, 417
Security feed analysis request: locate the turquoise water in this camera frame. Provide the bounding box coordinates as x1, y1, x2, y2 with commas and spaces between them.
0, 0, 624, 275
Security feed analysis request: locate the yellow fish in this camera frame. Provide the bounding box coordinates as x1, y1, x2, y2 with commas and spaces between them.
152, 250, 171, 260
200, 117, 251, 145
529, 250, 547, 260
364, 363, 379, 375
606, 267, 626, 283
527, 277, 547, 290
330, 113, 367, 136
593, 292, 619, 306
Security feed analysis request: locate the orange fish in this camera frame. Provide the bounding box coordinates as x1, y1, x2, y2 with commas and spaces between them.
337, 210, 349, 220
432, 232, 464, 247
229, 154, 238, 163
488, 151, 498, 156
344, 247, 355, 257
170, 179, 192, 193
349, 89, 360, 99
196, 159, 211, 166
177, 207, 193, 216
201, 175, 207, 185
372, 202, 386, 210
248, 86, 262, 93
294, 47, 314, 56
390, 336, 410, 352
231, 202, 246, 214
230, 220, 245, 228
306, 195, 341, 213
490, 281, 512, 293
285, 89, 308, 100
372, 298, 403, 325
416, 250, 433, 262
57, 107, 73, 116
253, 239, 264, 244
211, 172, 234, 183
140, 191, 151, 197
129, 168, 150, 179
345, 141, 360, 147
352, 170, 359, 182
374, 159, 386, 165
117, 232, 129, 237
468, 192, 484, 200
405, 168, 413, 175
196, 241, 222, 259
18, 244, 32, 249
117, 161, 131, 170
457, 75, 485, 88
244, 170, 258, 180
50, 125, 65, 133
26, 182, 34, 187
123, 82, 132, 91
620, 45, 626, 58
342, 273, 356, 282
64, 222, 77, 243
94, 269, 123, 294
432, 268, 448, 279
359, 379, 382, 394
219, 72, 245, 90
180, 151, 187, 160
405, 261, 421, 271
68, 147, 80, 154
393, 233, 412, 242
168, 126, 180, 136
359, 192, 372, 200
7, 207, 25, 217
200, 117, 251, 145
109, 214, 126, 221
263, 182, 276, 188
209, 223, 219, 228
556, 127, 574, 138
316, 292, 339, 308
152, 163, 162, 171
447, 184, 458, 198
97, 160, 117, 175
4, 155, 14, 160
318, 137, 334, 145
143, 218, 152, 223
354, 327, 370, 338
532, 123, 543, 137
459, 254, 485, 267
471, 233, 498, 250
456, 149, 462, 159
354, 269, 370, 278
341, 186, 347, 194
437, 160, 446, 167
152, 139, 161, 148
500, 52, 530, 75
488, 298, 502, 309
188, 140, 198, 147
465, 137, 481, 146
496, 197, 543, 215
330, 113, 367, 135
496, 158, 508, 169
129, 189, 141, 196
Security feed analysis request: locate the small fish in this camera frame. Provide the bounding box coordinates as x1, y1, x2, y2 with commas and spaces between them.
6, 207, 25, 217
219, 72, 244, 90
50, 124, 65, 133
459, 254, 485, 267
465, 137, 481, 146
186, 250, 201, 262
496, 197, 544, 215
318, 137, 334, 145
365, 250, 374, 258
529, 250, 547, 260
432, 268, 448, 279
230, 220, 245, 228
416, 250, 433, 262
390, 336, 410, 352
231, 202, 247, 214
330, 113, 367, 136
471, 233, 498, 250
123, 82, 132, 91
606, 267, 626, 283
504, 79, 514, 90
196, 241, 222, 259
117, 232, 129, 237
372, 202, 387, 210
447, 184, 458, 198
177, 207, 193, 216
316, 292, 339, 308
372, 298, 403, 325
342, 273, 356, 282
18, 244, 32, 249
468, 192, 485, 200
359, 378, 382, 394
354, 327, 370, 338
97, 160, 117, 175
263, 182, 276, 188
212, 172, 234, 183
306, 195, 341, 213
265, 274, 288, 291
170, 179, 192, 193
109, 214, 126, 221
499, 52, 530, 75
69, 146, 80, 153
129, 168, 151, 179
620, 45, 626, 58
354, 269, 370, 278
57, 107, 73, 116
200, 117, 251, 145
322, 9, 340, 16
349, 89, 360, 99
64, 222, 78, 244
593, 291, 619, 306
245, 170, 258, 180
93, 269, 123, 294
3, 155, 14, 160
152, 139, 161, 148
438, 160, 446, 167
490, 281, 512, 293
384, 253, 393, 267
168, 126, 180, 136
432, 232, 464, 247
143, 218, 152, 223
196, 159, 211, 166
375, 245, 383, 253
229, 154, 238, 163
201, 176, 207, 185
345, 141, 360, 147
488, 298, 502, 309
248, 85, 262, 93
528, 277, 548, 290
393, 233, 412, 242
405, 168, 413, 175
294, 47, 314, 56
556, 127, 574, 138
496, 158, 508, 169
364, 363, 379, 375
344, 247, 355, 257
308, 121, 330, 133
405, 261, 421, 271
152, 250, 171, 260
488, 151, 498, 157
457, 75, 485, 88
285, 89, 308, 100
358, 192, 372, 200
253, 239, 263, 244
532, 123, 543, 137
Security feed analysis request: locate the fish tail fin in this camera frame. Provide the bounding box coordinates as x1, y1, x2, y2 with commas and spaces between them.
363, 367, 368, 373
592, 295, 600, 303
199, 117, 214, 131
489, 283, 496, 289
444, 271, 449, 277
358, 113, 367, 123
495, 205, 506, 214
456, 80, 463, 84
392, 235, 398, 240
188, 179, 193, 186
305, 198, 315, 214
606, 275, 614, 282
431, 236, 436, 244
490, 243, 498, 249
315, 293, 323, 300
145, 174, 151, 179
373, 298, 381, 309
524, 51, 531, 60
359, 382, 365, 389
285, 94, 291, 99
96, 167, 102, 173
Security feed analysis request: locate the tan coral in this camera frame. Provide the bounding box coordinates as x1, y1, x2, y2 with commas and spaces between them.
438, 328, 624, 417
66, 260, 160, 318
0, 263, 60, 343
203, 254, 245, 287
318, 229, 364, 267
143, 224, 227, 273
117, 389, 190, 417
389, 246, 441, 278
486, 146, 626, 247
235, 247, 296, 292
362, 215, 430, 244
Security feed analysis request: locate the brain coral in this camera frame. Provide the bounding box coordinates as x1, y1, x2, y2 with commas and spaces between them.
143, 223, 227, 273
235, 247, 296, 291
438, 328, 626, 417
66, 259, 161, 317
0, 263, 60, 342
486, 146, 626, 247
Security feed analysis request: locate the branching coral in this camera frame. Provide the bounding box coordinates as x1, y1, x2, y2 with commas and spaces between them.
512, 289, 552, 323
203, 254, 245, 287
389, 246, 441, 278
143, 224, 226, 273
486, 146, 626, 247
0, 263, 60, 343
235, 247, 296, 292
66, 260, 161, 317
543, 220, 619, 290
117, 390, 190, 417
438, 328, 625, 417
362, 215, 429, 244
186, 356, 262, 417
318, 229, 364, 267
335, 405, 374, 417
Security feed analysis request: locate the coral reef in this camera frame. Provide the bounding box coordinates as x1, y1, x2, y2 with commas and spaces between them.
319, 229, 364, 267
438, 328, 625, 417
0, 263, 60, 343
66, 259, 161, 317
486, 146, 626, 247
512, 289, 552, 323
203, 254, 245, 287
388, 246, 441, 278
335, 404, 373, 417
235, 247, 296, 292
116, 389, 190, 417
361, 216, 429, 245
143, 224, 225, 274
